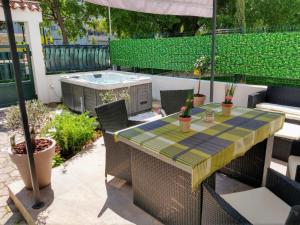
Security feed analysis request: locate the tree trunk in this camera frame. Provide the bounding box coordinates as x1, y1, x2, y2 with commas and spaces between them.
180, 17, 199, 35
236, 0, 246, 32
167, 17, 199, 35
51, 0, 69, 44
57, 17, 68, 44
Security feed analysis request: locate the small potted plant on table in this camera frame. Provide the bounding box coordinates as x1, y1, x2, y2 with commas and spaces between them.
5, 100, 55, 189
193, 56, 210, 107
179, 97, 193, 132
222, 83, 237, 116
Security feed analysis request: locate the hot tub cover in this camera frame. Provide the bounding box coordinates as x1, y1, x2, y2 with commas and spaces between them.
85, 0, 213, 18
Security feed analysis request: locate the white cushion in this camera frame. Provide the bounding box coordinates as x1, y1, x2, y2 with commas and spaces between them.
288, 155, 300, 180
275, 122, 300, 140
256, 103, 300, 121
221, 187, 291, 225
129, 111, 162, 122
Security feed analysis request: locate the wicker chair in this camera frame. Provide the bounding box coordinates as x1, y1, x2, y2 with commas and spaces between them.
95, 99, 141, 183
202, 168, 300, 225
220, 139, 267, 187
287, 140, 300, 183
160, 89, 194, 115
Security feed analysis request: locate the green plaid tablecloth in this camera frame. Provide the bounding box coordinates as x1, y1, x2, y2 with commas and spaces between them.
115, 103, 285, 190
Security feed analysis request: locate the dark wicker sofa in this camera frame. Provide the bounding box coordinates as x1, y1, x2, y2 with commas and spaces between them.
248, 86, 300, 124
248, 86, 300, 162
202, 168, 300, 225
248, 86, 300, 109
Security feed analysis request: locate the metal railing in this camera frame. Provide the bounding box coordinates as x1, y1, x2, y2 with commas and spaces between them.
0, 45, 32, 82
43, 45, 110, 74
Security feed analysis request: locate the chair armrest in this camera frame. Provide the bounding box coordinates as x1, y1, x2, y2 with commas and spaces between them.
202, 184, 251, 225
160, 109, 167, 117
104, 130, 114, 136
291, 141, 300, 157
266, 168, 300, 206
285, 205, 300, 225
128, 120, 144, 127
247, 90, 267, 108
103, 131, 115, 146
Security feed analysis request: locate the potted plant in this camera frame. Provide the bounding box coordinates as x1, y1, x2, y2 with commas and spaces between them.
179, 97, 193, 132
222, 83, 237, 116
100, 88, 130, 104
193, 56, 210, 107
5, 100, 55, 189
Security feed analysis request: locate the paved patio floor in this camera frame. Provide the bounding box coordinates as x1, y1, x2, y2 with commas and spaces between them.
7, 136, 288, 225
9, 138, 164, 225
0, 109, 26, 225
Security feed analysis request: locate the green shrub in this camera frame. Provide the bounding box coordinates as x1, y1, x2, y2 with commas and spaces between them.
5, 100, 50, 147
52, 153, 64, 167
46, 112, 96, 157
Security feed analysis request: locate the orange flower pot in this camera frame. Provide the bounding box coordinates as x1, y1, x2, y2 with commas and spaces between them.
179, 116, 192, 132
9, 138, 56, 189
222, 102, 233, 117
193, 94, 206, 107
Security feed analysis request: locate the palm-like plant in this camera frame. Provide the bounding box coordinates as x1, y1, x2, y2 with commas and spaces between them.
193, 56, 210, 96
224, 83, 237, 104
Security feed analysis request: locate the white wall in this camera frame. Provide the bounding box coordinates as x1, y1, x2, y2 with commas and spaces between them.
48, 72, 267, 107
46, 75, 63, 103
0, 7, 49, 103
151, 75, 267, 107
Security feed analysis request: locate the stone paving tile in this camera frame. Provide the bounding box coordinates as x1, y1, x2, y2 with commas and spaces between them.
0, 109, 26, 225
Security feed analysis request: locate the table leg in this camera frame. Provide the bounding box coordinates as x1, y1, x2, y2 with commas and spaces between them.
262, 135, 274, 186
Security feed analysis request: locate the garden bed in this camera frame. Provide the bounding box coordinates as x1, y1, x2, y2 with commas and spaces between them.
4, 101, 101, 168
43, 108, 100, 167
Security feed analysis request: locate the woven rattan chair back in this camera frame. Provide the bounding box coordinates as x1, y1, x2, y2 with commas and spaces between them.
160, 89, 194, 115
95, 99, 129, 132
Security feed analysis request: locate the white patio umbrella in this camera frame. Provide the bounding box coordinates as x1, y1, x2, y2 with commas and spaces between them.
87, 0, 214, 17
86, 0, 217, 102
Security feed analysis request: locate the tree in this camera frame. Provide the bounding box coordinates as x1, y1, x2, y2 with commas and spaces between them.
106, 8, 181, 38
39, 1, 238, 41
95, 6, 209, 38
40, 0, 103, 44
40, 0, 300, 43
246, 0, 300, 29
235, 0, 246, 31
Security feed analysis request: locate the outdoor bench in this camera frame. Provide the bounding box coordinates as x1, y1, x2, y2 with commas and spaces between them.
248, 86, 300, 162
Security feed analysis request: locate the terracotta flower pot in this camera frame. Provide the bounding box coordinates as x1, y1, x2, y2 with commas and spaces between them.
9, 138, 56, 189
222, 102, 233, 117
193, 94, 206, 107
179, 116, 192, 132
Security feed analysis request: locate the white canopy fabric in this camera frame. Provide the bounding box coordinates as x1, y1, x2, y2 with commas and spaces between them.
85, 0, 213, 18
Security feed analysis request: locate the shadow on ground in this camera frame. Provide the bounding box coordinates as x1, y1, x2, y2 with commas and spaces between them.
98, 179, 162, 225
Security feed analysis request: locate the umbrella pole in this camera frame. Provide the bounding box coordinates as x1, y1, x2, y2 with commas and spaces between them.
108, 6, 112, 38
210, 0, 217, 102
107, 6, 113, 69
2, 0, 44, 209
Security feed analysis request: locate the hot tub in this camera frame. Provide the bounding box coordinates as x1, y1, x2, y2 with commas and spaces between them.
60, 70, 152, 115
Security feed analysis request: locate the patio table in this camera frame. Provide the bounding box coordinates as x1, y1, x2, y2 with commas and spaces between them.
115, 103, 285, 225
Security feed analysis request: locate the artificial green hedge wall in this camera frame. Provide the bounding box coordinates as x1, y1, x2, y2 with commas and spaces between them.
110, 32, 300, 83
